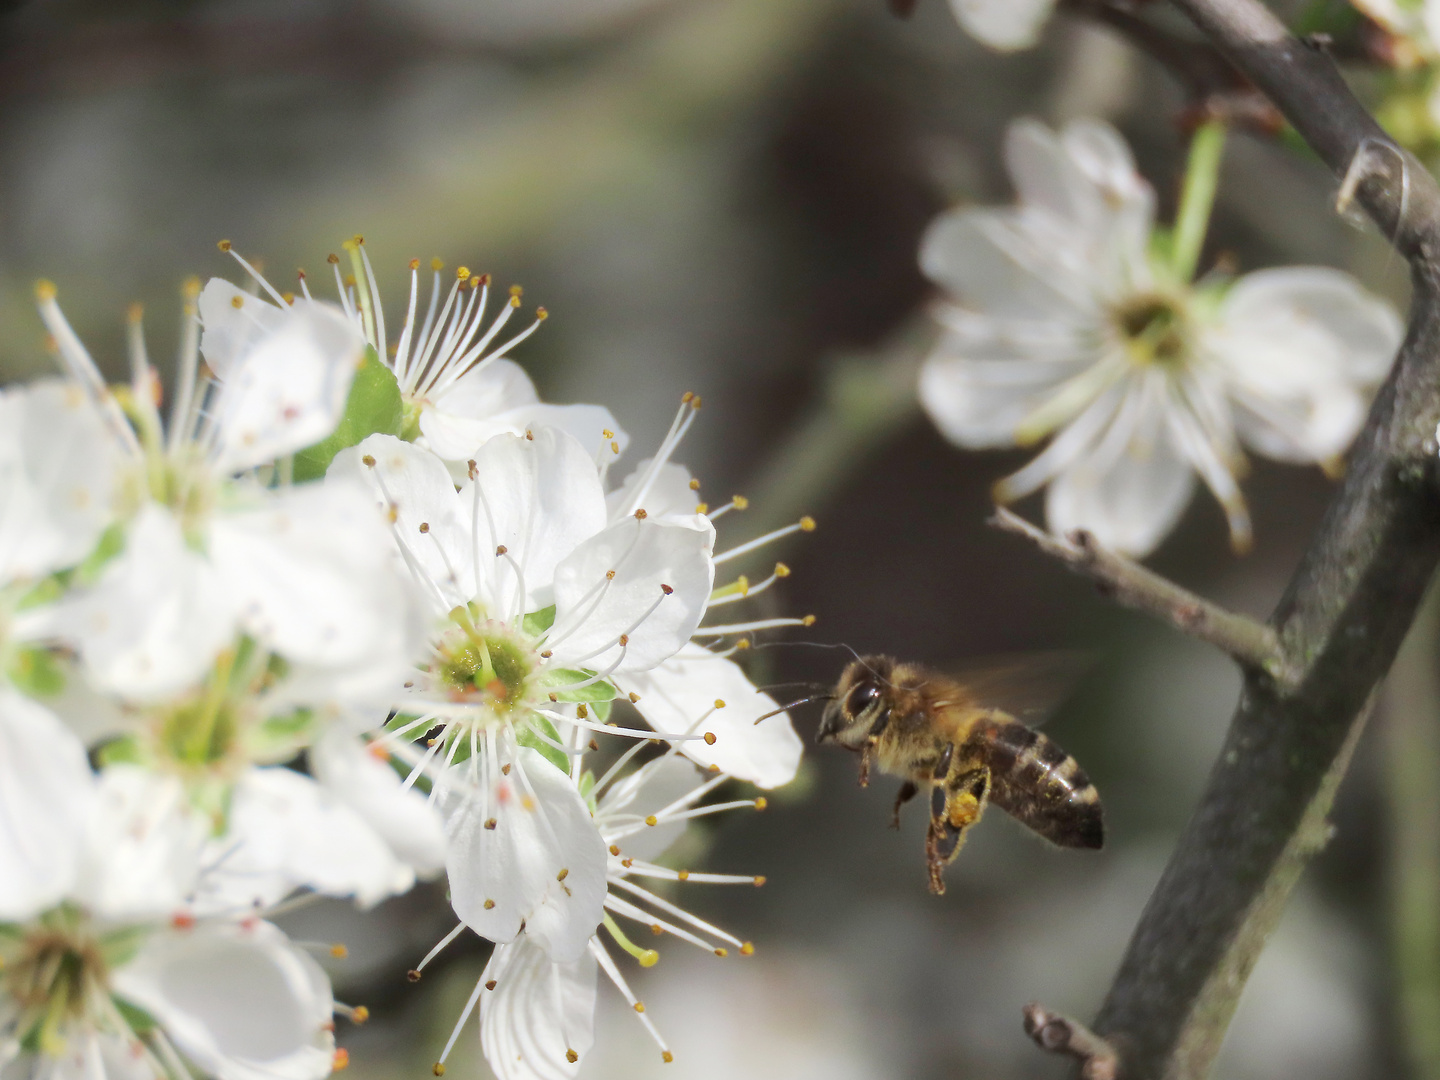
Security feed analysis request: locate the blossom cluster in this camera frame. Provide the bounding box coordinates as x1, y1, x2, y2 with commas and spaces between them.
0, 240, 808, 1080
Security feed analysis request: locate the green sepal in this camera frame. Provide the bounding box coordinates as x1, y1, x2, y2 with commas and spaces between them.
578, 769, 596, 811
250, 707, 317, 762
112, 996, 159, 1036
96, 736, 144, 768
591, 697, 612, 724
291, 348, 404, 482
72, 523, 126, 586
516, 716, 570, 774
522, 606, 556, 637
100, 927, 150, 971
7, 646, 66, 697
539, 669, 618, 705
14, 575, 64, 612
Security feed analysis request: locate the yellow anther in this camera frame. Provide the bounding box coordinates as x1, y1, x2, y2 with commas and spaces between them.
681, 391, 694, 404
352, 234, 365, 246
182, 276, 202, 299
732, 495, 749, 510
577, 704, 589, 719
709, 764, 721, 772
753, 875, 767, 887
609, 845, 620, 856
565, 1050, 578, 1064
692, 395, 703, 409
736, 639, 751, 650
409, 258, 420, 270
677, 870, 689, 881
456, 266, 470, 281
714, 699, 726, 709
644, 815, 658, 826
521, 796, 535, 811
803, 615, 817, 626
536, 307, 548, 320
696, 503, 710, 515
433, 1064, 445, 1076
775, 562, 791, 578
330, 944, 348, 959
689, 478, 701, 490
628, 691, 640, 703
483, 899, 495, 910
509, 284, 523, 297
704, 732, 717, 745
362, 455, 376, 467
281, 292, 295, 305
663, 1052, 674, 1063
634, 1002, 647, 1012
611, 440, 620, 454
755, 798, 768, 811
351, 1006, 370, 1024
127, 302, 144, 324
799, 515, 816, 531
217, 239, 233, 252
651, 924, 663, 935
741, 942, 755, 955
557, 868, 569, 882
430, 257, 444, 271
230, 295, 244, 309
634, 509, 648, 520
332, 1049, 350, 1071
737, 576, 749, 596
639, 950, 659, 968
715, 948, 728, 957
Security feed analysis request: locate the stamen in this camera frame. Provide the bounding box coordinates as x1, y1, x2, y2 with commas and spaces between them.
169, 279, 203, 453
713, 517, 816, 565
693, 616, 815, 637
602, 913, 659, 967
707, 563, 789, 607
589, 939, 672, 1056
220, 242, 290, 307
607, 878, 744, 948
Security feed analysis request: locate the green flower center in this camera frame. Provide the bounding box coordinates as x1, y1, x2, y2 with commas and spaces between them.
433, 607, 538, 715
1113, 294, 1190, 368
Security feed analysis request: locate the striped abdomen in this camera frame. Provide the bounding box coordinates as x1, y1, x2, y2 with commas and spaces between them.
965, 717, 1103, 849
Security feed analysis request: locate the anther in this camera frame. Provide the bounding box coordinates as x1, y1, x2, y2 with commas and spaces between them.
509, 284, 523, 298
755, 798, 768, 811
741, 942, 755, 955
333, 1050, 350, 1072
577, 704, 589, 719
431, 257, 444, 271
736, 639, 751, 650
709, 764, 721, 773
661, 584, 674, 595
692, 395, 702, 408
628, 692, 640, 703
467, 460, 477, 478
800, 515, 816, 531
409, 258, 420, 270
618, 635, 629, 647
34, 279, 57, 301
609, 845, 621, 855
677, 870, 690, 881
537, 307, 549, 320
541, 650, 553, 658
557, 868, 570, 881
127, 302, 144, 324
715, 948, 728, 957
689, 478, 701, 490
456, 266, 470, 281
483, 900, 495, 910
282, 292, 295, 305
484, 818, 497, 830
704, 732, 717, 745
217, 239, 233, 251
327, 254, 340, 265
353, 234, 365, 246
803, 615, 817, 626
622, 858, 634, 867
433, 1064, 445, 1076
351, 1006, 370, 1024
331, 944, 349, 959
230, 295, 244, 309
495, 544, 508, 556
589, 739, 600, 751
696, 503, 709, 514
714, 699, 725, 709
645, 815, 658, 826
634, 1003, 646, 1013
407, 970, 422, 983
485, 980, 496, 991
548, 693, 559, 702
419, 522, 430, 534
502, 764, 512, 775
635, 509, 648, 520
753, 875, 767, 886
565, 1050, 578, 1064
663, 1052, 674, 1063
606, 570, 617, 580
733, 495, 749, 510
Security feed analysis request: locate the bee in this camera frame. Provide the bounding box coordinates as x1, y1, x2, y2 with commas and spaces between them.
814, 654, 1103, 895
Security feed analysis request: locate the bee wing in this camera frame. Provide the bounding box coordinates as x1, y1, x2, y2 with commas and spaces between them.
933, 650, 1094, 727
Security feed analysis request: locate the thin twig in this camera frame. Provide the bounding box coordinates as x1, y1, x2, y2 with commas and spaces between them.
989, 508, 1287, 680
1071, 0, 1440, 1076
1023, 1003, 1120, 1080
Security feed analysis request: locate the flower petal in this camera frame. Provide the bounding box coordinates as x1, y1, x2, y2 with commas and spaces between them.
0, 690, 92, 919
309, 728, 447, 878
604, 460, 700, 523
621, 645, 801, 790
945, 0, 1056, 49
443, 745, 607, 963
479, 937, 597, 1080
209, 300, 365, 474
417, 359, 540, 461
200, 766, 415, 911
197, 280, 291, 381
112, 919, 335, 1080
548, 518, 714, 675
598, 754, 710, 861
460, 428, 608, 615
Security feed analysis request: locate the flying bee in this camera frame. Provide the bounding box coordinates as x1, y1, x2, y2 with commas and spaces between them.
811, 653, 1103, 895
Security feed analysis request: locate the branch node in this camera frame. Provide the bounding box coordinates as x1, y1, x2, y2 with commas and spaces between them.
1022, 1002, 1119, 1080
990, 507, 1289, 680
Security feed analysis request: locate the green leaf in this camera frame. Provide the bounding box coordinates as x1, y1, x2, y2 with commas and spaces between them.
7, 646, 66, 697
250, 707, 317, 760
517, 716, 570, 774
591, 697, 612, 724
522, 606, 556, 637
112, 996, 159, 1035
96, 736, 144, 767
539, 669, 618, 704
292, 348, 404, 482
73, 523, 126, 585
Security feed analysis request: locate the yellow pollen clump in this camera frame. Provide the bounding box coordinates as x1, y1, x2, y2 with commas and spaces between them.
692, 395, 703, 409
330, 944, 348, 959
644, 815, 658, 827
609, 845, 620, 856
755, 798, 768, 811
799, 515, 816, 531
677, 870, 690, 881
430, 257, 444, 271
536, 307, 548, 320
689, 479, 701, 491
456, 266, 470, 281
634, 1002, 647, 1013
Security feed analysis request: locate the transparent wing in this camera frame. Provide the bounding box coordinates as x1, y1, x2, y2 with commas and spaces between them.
928, 650, 1093, 727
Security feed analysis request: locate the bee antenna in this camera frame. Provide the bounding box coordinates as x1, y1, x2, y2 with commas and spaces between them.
749, 639, 864, 662
752, 680, 831, 694
753, 693, 834, 725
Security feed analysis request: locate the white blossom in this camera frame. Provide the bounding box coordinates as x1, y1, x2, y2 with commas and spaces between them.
945, 0, 1056, 51
918, 118, 1403, 556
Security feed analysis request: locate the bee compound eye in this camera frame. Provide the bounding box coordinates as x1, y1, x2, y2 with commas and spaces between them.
845, 682, 881, 718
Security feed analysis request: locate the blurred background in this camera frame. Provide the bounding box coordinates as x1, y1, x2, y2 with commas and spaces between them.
0, 0, 1424, 1076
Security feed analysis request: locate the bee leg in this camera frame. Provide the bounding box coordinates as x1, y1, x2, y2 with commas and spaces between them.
923, 768, 991, 896
890, 781, 918, 829
858, 743, 873, 788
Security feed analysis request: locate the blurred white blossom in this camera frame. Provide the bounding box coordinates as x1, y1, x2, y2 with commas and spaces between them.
919, 118, 1403, 556
945, 0, 1057, 51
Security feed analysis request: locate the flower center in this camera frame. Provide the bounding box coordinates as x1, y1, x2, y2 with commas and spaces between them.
1113, 294, 1190, 368
432, 607, 538, 719
1, 906, 125, 1054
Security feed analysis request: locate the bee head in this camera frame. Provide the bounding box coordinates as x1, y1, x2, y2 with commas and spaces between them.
817, 656, 892, 748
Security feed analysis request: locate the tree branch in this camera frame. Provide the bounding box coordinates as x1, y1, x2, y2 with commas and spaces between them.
1024, 1003, 1120, 1080
988, 508, 1286, 679
1077, 1, 1440, 1077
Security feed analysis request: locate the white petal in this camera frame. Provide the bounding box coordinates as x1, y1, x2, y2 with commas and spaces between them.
42, 1032, 157, 1080
197, 280, 291, 381
621, 645, 802, 790
444, 746, 607, 963
919, 351, 1083, 449
1045, 394, 1196, 557
480, 938, 597, 1080
329, 434, 475, 610
460, 428, 608, 614
480, 404, 631, 465
208, 480, 428, 698
309, 728, 447, 877
598, 754, 709, 861
604, 460, 699, 523
46, 506, 236, 700
73, 766, 205, 922
0, 379, 122, 583
113, 919, 335, 1080
200, 767, 414, 911
946, 0, 1055, 49
209, 300, 366, 474
547, 518, 714, 675
417, 359, 540, 460
0, 690, 92, 919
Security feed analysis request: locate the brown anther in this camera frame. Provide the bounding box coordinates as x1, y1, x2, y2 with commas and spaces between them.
484, 818, 497, 830
557, 868, 569, 882
483, 899, 495, 910
628, 692, 640, 703
609, 845, 621, 856
467, 460, 477, 478
495, 544, 508, 555
484, 980, 496, 991
476, 273, 491, 286
541, 650, 553, 658
577, 704, 589, 719
715, 947, 728, 957
605, 570, 616, 580
622, 858, 634, 868
634, 509, 648, 520
661, 583, 674, 595
418, 522, 430, 534
525, 429, 534, 441
502, 764, 511, 775
589, 739, 600, 752
327, 253, 340, 264
565, 1050, 578, 1064
406, 969, 422, 983
618, 635, 629, 647
753, 875, 767, 886
409, 258, 420, 270
704, 732, 717, 745
217, 239, 233, 251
